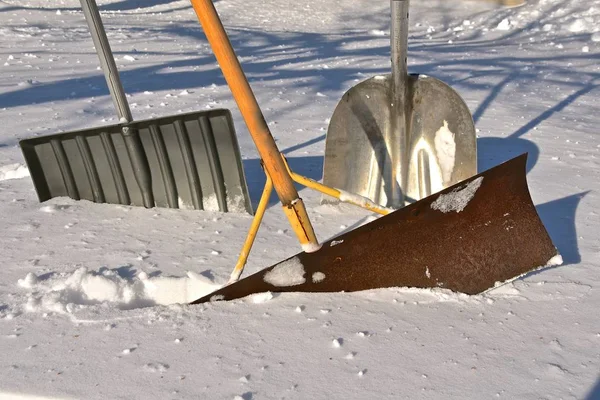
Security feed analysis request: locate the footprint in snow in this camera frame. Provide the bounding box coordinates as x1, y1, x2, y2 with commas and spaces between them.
143, 363, 169, 373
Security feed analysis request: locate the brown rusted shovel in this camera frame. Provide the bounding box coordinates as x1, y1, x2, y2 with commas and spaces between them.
192, 154, 560, 303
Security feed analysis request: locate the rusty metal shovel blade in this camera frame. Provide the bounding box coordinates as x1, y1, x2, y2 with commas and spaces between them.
191, 154, 559, 304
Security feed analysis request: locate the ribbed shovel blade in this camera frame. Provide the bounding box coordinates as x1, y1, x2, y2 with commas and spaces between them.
20, 109, 252, 214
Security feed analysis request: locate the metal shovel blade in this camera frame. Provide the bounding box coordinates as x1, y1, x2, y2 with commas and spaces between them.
191, 154, 559, 304
323, 73, 477, 207
20, 109, 253, 213
323, 0, 476, 207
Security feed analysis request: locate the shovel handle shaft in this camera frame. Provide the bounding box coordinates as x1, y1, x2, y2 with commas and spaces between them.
391, 0, 409, 88
79, 0, 132, 123
280, 155, 392, 216
389, 0, 410, 207
189, 0, 296, 204
189, 0, 318, 247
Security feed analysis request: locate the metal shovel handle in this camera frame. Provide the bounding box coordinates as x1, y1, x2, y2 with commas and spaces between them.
389, 0, 410, 206
79, 0, 132, 123
391, 0, 409, 101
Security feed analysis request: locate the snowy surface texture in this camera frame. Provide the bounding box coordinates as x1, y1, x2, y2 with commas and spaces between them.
0, 163, 29, 181
431, 177, 483, 213
434, 121, 457, 184
263, 257, 306, 287
19, 268, 220, 313
1, 0, 599, 399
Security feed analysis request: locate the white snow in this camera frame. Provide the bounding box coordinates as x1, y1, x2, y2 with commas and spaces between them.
368, 29, 387, 36
433, 120, 457, 184
431, 177, 484, 213
19, 268, 221, 313
177, 196, 194, 210
17, 272, 38, 289
0, 163, 29, 181
0, 0, 599, 399
263, 257, 306, 287
496, 18, 513, 30
491, 252, 564, 290
546, 254, 564, 267
250, 291, 274, 303
140, 270, 221, 305
312, 272, 326, 283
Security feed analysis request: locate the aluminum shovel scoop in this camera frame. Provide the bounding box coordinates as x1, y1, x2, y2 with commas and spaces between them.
322, 0, 477, 208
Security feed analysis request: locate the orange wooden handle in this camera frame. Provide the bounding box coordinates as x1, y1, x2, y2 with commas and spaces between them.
189, 0, 298, 206
188, 0, 318, 247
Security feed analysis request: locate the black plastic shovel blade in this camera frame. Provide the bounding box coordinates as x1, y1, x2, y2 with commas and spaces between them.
20, 109, 252, 214
191, 154, 559, 304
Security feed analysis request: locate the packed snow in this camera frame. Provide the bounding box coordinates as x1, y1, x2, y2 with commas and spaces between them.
0, 163, 29, 181
433, 120, 457, 185
311, 272, 326, 283
19, 267, 221, 313
0, 0, 599, 399
263, 257, 306, 287
431, 177, 484, 213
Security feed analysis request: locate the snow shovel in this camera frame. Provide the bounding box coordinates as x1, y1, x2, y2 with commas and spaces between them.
322, 0, 477, 208
19, 0, 252, 213
185, 0, 559, 303
192, 154, 560, 303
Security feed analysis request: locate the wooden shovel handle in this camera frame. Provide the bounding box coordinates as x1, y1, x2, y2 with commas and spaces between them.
188, 0, 297, 205
188, 0, 319, 246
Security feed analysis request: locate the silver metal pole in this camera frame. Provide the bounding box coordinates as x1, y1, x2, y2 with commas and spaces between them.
79, 0, 132, 123
390, 0, 410, 207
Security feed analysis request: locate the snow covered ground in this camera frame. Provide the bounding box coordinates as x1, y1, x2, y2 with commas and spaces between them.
0, 0, 599, 398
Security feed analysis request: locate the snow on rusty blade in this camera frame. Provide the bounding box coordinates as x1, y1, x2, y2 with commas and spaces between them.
191, 154, 559, 304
